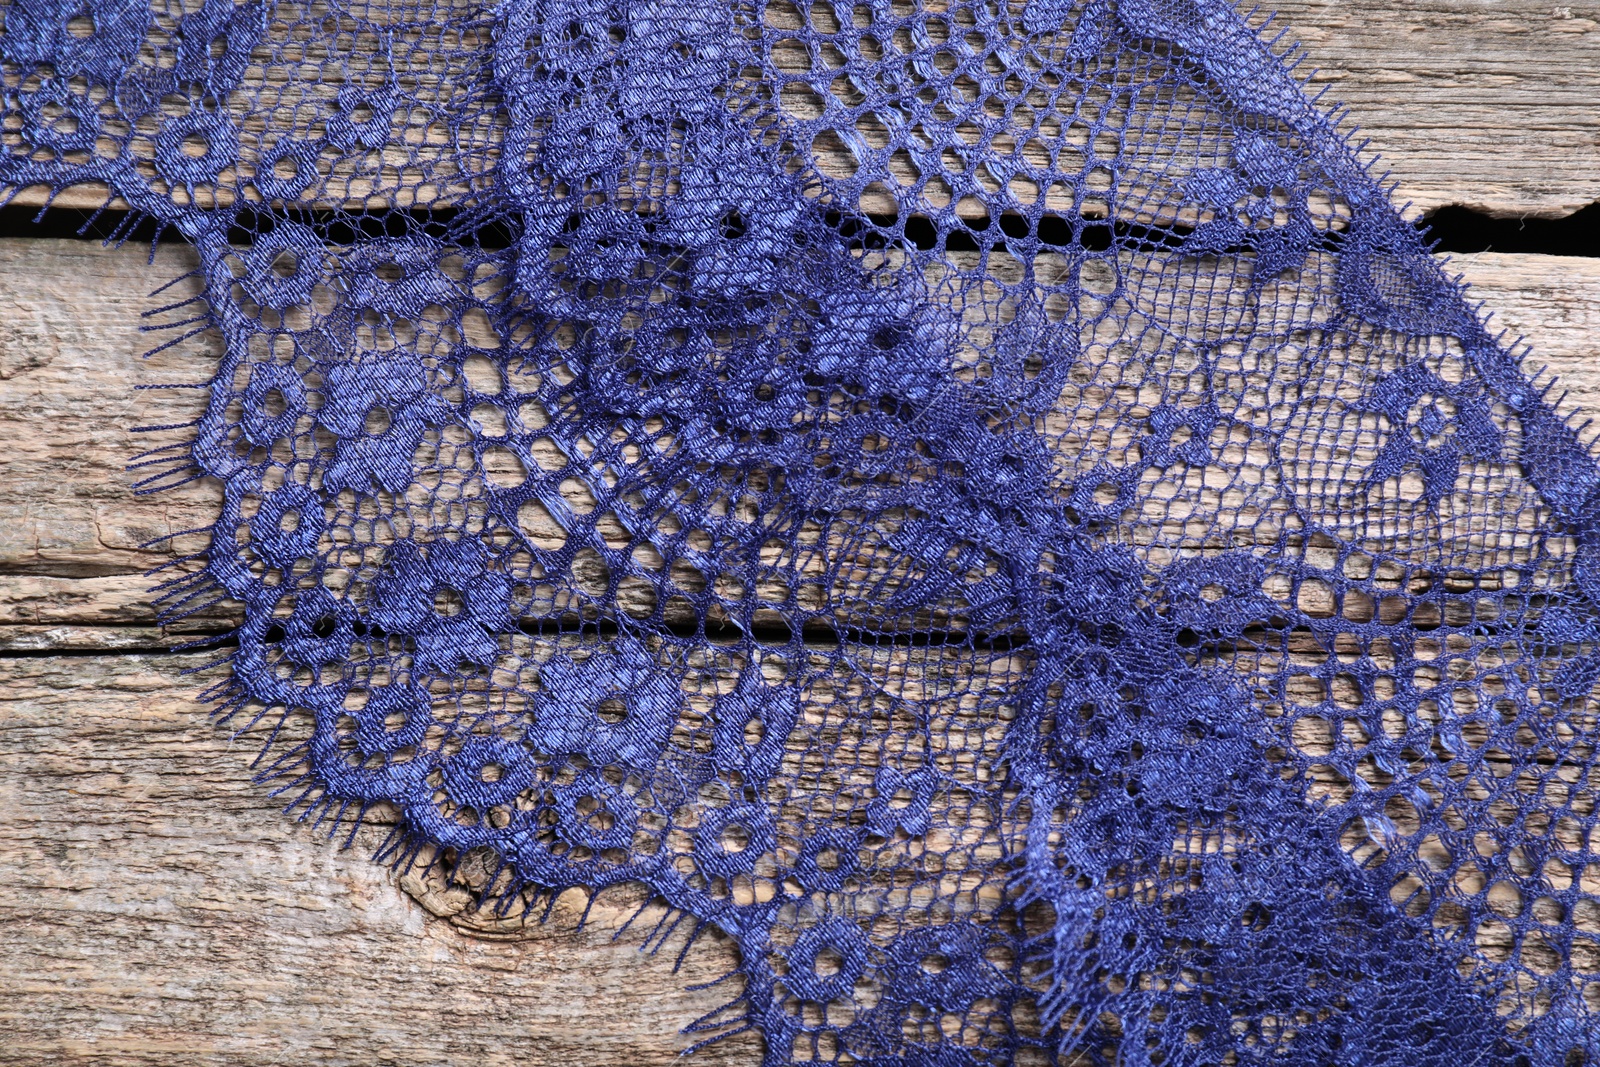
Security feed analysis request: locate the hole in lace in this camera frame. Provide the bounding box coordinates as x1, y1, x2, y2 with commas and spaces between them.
66, 14, 95, 38
278, 510, 300, 533
364, 405, 391, 434
581, 799, 615, 832
479, 762, 503, 783
919, 953, 949, 975
263, 387, 287, 417
743, 717, 765, 747
375, 261, 403, 283
719, 823, 750, 852
182, 132, 210, 158
383, 709, 408, 732
311, 615, 337, 639
596, 697, 628, 724
720, 210, 747, 240
272, 154, 300, 180
269, 250, 298, 278
814, 847, 840, 871
433, 588, 463, 616
871, 322, 906, 350
813, 945, 844, 977
348, 102, 373, 124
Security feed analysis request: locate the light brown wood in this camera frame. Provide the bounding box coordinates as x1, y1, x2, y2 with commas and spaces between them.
1452, 250, 1600, 423
6, 238, 1599, 584
0, 651, 757, 1067
2, 229, 1599, 1061
1269, 0, 1600, 218
7, 0, 1598, 219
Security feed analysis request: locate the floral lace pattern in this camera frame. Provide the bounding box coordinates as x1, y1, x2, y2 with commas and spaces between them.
5, 0, 1599, 1061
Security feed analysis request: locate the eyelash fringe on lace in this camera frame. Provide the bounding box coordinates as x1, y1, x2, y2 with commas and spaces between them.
5, 0, 1600, 1062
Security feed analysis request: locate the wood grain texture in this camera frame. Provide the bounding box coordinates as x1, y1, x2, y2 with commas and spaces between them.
1273, 0, 1600, 218
8, 0, 1599, 218
0, 652, 756, 1067
5, 239, 1598, 641
3, 233, 1599, 1059
0, 241, 218, 579
5, 236, 1599, 585
1452, 251, 1600, 421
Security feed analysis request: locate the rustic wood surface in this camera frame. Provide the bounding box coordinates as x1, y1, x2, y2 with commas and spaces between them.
5, 240, 1599, 644
2, 234, 1599, 1061
10, 0, 1600, 219
3, 1, 1600, 1059
1273, 0, 1600, 218
0, 652, 758, 1067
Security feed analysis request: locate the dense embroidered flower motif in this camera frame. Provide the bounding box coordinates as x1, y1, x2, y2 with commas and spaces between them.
172, 0, 262, 95
241, 482, 322, 566
154, 110, 239, 187
317, 357, 454, 494
691, 802, 775, 880
368, 539, 512, 671
348, 682, 434, 756
241, 222, 326, 310
792, 827, 861, 892
549, 769, 640, 852
1361, 361, 1504, 505
239, 363, 307, 446
709, 671, 798, 785
442, 738, 537, 811
0, 0, 149, 81
16, 86, 100, 153
881, 926, 1010, 1013
780, 918, 870, 1003
278, 586, 356, 667
527, 639, 682, 770
866, 769, 941, 837
326, 87, 399, 151
252, 138, 320, 201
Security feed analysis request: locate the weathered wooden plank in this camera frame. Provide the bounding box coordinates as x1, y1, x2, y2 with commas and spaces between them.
1452, 251, 1600, 422
7, 0, 1598, 218
0, 240, 224, 580
4, 241, 1598, 1058
5, 238, 1598, 593
0, 642, 1035, 1058
0, 641, 1576, 1061
0, 238, 976, 635
1270, 0, 1600, 218
0, 651, 757, 1066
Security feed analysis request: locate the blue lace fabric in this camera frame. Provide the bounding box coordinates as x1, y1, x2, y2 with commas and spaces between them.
6, 0, 1600, 1061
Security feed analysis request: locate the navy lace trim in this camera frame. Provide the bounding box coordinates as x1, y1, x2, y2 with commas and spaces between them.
4, 0, 1598, 1061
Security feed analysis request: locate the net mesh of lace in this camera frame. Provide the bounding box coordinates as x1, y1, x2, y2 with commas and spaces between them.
4, 0, 1599, 1062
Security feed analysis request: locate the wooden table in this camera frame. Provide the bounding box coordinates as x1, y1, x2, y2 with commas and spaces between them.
3, 2, 1600, 1063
